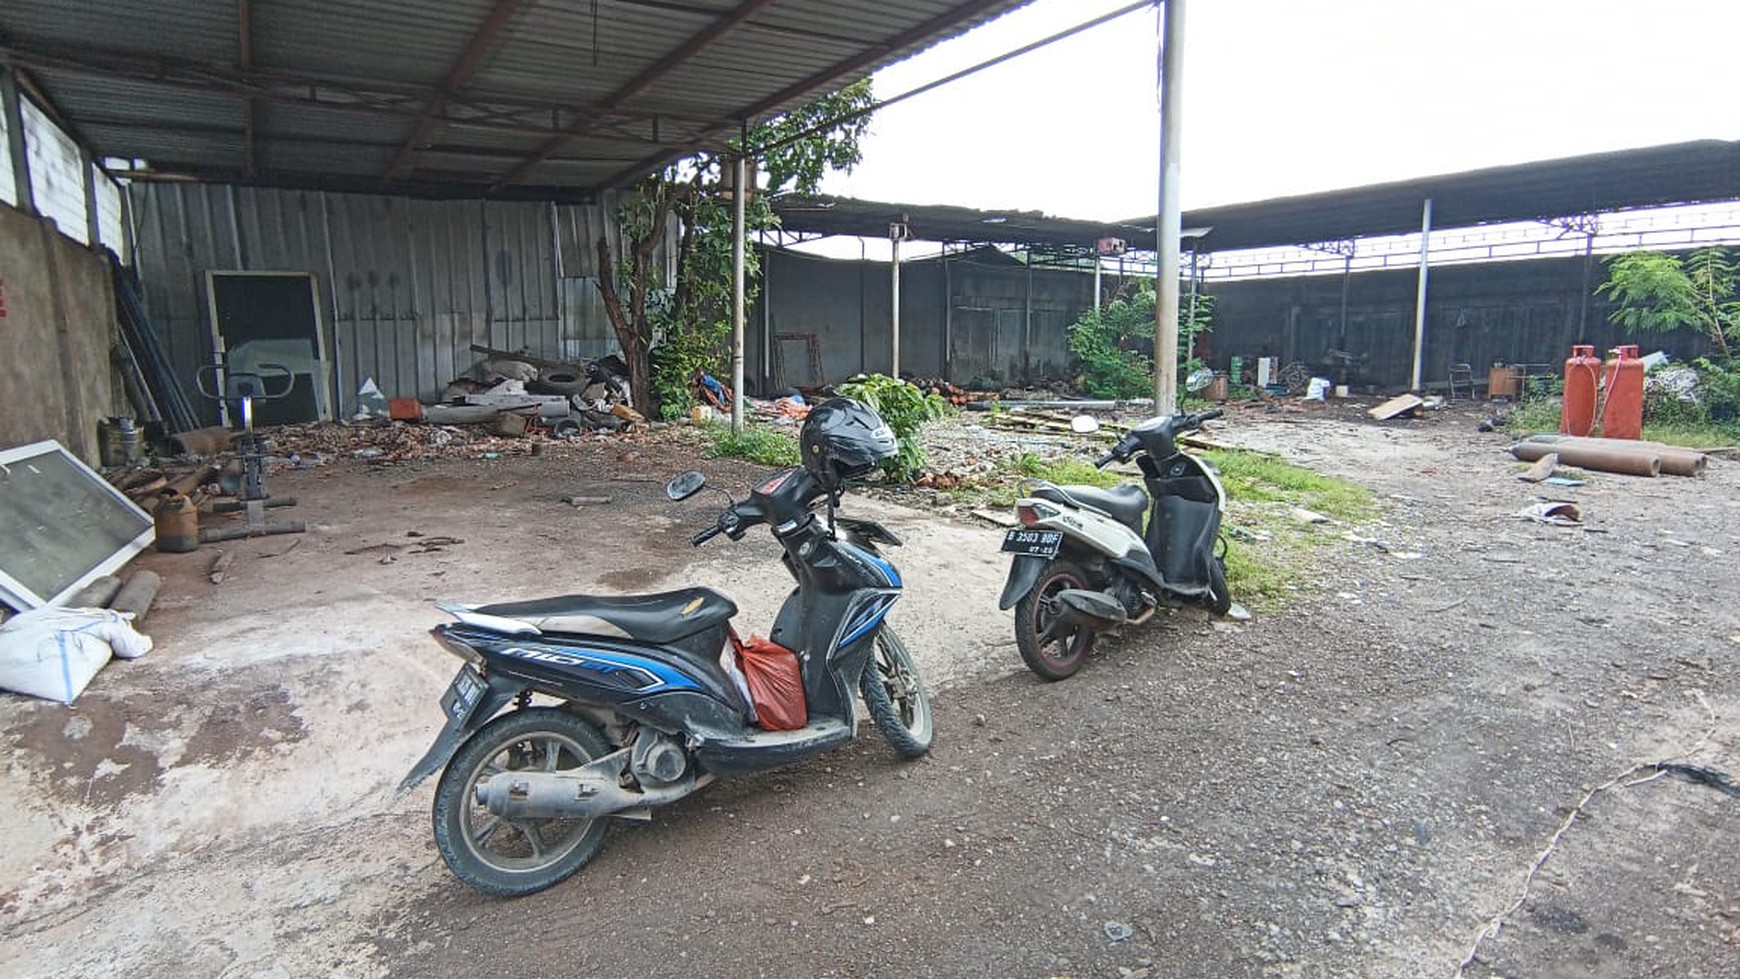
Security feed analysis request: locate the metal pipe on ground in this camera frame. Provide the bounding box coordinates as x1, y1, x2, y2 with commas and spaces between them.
1510, 441, 1660, 477
198, 521, 306, 543
66, 575, 124, 608
109, 570, 163, 622
1521, 434, 1707, 477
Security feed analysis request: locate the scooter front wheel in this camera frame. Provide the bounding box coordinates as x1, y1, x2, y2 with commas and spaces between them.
1205, 555, 1233, 616
860, 627, 933, 758
431, 707, 612, 897
1015, 558, 1096, 681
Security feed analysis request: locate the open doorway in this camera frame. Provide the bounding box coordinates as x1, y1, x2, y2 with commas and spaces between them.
204, 271, 332, 426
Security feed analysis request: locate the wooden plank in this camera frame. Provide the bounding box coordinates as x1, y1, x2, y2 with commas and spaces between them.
1368, 394, 1424, 420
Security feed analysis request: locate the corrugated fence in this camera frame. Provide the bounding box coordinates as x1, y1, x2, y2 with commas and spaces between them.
130, 183, 667, 419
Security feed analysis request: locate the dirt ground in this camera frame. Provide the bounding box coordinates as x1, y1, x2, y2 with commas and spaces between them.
1, 403, 1735, 979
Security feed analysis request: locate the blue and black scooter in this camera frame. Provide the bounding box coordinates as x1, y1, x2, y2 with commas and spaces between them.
400, 400, 932, 896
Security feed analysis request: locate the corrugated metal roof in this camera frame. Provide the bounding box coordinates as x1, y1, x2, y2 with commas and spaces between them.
3, 0, 1033, 197
1125, 140, 1740, 253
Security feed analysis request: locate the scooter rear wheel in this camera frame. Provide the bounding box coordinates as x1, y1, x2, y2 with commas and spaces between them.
1015, 558, 1096, 681
860, 627, 933, 758
432, 707, 611, 897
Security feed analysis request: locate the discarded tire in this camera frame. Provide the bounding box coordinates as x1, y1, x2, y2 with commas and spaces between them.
529, 370, 588, 397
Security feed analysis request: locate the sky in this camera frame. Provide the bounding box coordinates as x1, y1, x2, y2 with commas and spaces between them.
817, 0, 1740, 223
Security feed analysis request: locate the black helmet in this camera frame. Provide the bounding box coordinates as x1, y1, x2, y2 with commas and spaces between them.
800, 398, 896, 487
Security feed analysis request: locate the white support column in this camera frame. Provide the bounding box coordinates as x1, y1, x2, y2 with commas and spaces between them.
889, 221, 905, 378
731, 152, 747, 432
1153, 0, 1187, 413
1410, 197, 1433, 392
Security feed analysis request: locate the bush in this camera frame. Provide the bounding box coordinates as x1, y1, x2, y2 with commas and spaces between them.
835, 373, 949, 482
1065, 283, 1213, 399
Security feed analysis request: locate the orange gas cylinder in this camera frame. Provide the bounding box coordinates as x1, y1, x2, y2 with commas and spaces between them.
1560, 345, 1601, 436
1600, 344, 1645, 440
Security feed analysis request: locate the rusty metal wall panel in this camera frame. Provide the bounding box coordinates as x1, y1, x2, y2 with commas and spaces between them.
130, 183, 625, 418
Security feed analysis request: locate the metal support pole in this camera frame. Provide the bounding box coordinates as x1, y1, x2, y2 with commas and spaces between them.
2, 69, 36, 215
1153, 0, 1187, 413
730, 152, 746, 432
942, 250, 954, 381
1410, 197, 1433, 393
1338, 251, 1352, 351
761, 242, 772, 392
889, 221, 904, 377
1093, 255, 1103, 312
1578, 226, 1595, 338
1184, 248, 1199, 362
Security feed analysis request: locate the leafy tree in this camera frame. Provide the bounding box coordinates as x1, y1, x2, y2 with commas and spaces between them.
1065, 280, 1214, 399
597, 81, 875, 418
1598, 247, 1739, 359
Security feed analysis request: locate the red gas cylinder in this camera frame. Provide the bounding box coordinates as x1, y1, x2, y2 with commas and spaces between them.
1560, 345, 1601, 436
1601, 344, 1645, 440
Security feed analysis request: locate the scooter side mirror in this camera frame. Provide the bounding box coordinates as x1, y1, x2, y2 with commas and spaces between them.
1069, 415, 1101, 434
666, 470, 707, 501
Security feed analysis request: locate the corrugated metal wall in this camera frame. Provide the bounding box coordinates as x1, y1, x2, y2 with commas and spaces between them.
749, 246, 1093, 391
1202, 253, 1716, 391
130, 183, 663, 419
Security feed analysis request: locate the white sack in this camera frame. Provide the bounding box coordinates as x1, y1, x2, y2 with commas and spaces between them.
0, 607, 153, 704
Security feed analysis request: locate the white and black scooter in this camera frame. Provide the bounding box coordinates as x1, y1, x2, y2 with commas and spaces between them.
997, 409, 1232, 680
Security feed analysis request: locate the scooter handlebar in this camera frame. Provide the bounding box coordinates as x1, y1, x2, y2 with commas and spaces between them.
1196, 407, 1225, 423
690, 524, 724, 547
1093, 453, 1117, 468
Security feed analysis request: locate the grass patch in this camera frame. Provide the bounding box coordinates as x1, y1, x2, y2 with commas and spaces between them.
1499, 396, 1563, 435
1501, 395, 1740, 448
705, 423, 800, 466
1199, 449, 1371, 522
944, 445, 1375, 611
1640, 420, 1740, 449
1203, 449, 1375, 610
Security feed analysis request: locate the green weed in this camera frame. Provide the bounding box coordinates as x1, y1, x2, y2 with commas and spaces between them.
705, 423, 800, 466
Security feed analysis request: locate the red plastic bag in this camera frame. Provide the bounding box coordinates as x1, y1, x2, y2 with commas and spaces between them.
734, 634, 807, 731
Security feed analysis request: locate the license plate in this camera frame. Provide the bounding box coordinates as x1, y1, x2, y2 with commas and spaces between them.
440, 666, 487, 723
1001, 529, 1062, 557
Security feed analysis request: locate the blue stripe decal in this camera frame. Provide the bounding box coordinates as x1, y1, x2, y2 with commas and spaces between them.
837, 593, 899, 649
839, 541, 902, 588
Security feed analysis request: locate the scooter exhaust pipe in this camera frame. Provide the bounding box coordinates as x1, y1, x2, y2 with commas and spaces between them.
476, 770, 697, 820
1052, 589, 1130, 631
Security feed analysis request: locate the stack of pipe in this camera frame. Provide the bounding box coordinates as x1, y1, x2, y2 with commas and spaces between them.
1509, 434, 1708, 478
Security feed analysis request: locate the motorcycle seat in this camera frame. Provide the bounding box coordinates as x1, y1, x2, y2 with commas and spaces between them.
476, 587, 737, 645
1032, 482, 1147, 533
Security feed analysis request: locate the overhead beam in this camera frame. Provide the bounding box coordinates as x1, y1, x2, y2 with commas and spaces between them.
737, 0, 1012, 121
383, 0, 528, 183
601, 0, 1018, 191
0, 41, 722, 133
495, 0, 778, 189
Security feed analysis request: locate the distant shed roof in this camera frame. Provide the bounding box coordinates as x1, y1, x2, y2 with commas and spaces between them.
1139, 140, 1740, 253
771, 194, 1142, 248
1, 0, 1032, 199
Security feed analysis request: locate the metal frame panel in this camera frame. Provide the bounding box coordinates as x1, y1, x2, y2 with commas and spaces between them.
0, 440, 155, 611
